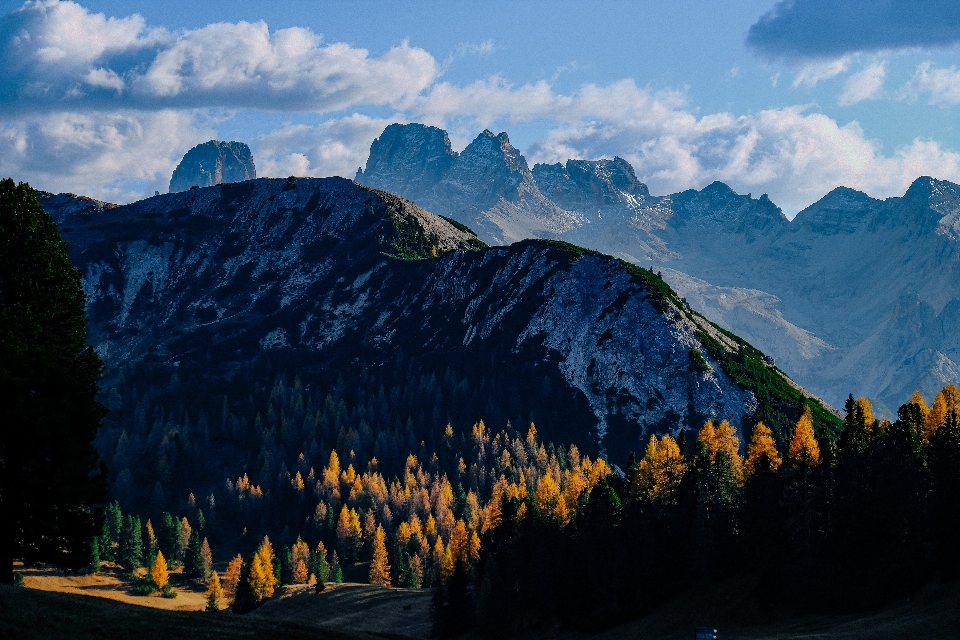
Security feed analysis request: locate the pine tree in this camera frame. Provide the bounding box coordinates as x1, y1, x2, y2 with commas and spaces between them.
151, 550, 169, 591
206, 571, 225, 611
89, 536, 101, 574
117, 515, 143, 571
313, 542, 330, 584
184, 530, 202, 578
369, 524, 391, 586
1, 179, 108, 582
331, 551, 343, 583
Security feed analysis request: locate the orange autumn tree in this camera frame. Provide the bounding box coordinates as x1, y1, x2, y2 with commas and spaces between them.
745, 422, 782, 476
151, 550, 169, 591
633, 433, 686, 504
248, 536, 277, 602
699, 419, 745, 484
368, 524, 391, 586
223, 554, 243, 601
788, 406, 820, 467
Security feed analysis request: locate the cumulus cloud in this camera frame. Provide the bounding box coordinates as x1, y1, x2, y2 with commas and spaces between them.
899, 61, 960, 104
0, 109, 215, 202
254, 114, 400, 180
0, 0, 438, 113
747, 0, 960, 60
839, 61, 886, 105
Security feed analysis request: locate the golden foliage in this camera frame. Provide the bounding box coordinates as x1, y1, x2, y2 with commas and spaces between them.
634, 433, 686, 503
248, 536, 277, 602
745, 422, 782, 475
151, 550, 169, 591
293, 559, 309, 585
788, 406, 820, 467
223, 554, 243, 600
699, 420, 745, 482
369, 524, 392, 586
206, 571, 225, 609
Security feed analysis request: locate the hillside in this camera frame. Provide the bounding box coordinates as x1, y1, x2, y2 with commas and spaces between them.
355, 123, 960, 412
37, 177, 831, 516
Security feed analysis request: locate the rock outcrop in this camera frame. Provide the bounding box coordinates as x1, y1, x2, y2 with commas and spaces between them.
169, 140, 256, 193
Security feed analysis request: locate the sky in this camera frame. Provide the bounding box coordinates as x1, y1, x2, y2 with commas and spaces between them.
3, 0, 960, 216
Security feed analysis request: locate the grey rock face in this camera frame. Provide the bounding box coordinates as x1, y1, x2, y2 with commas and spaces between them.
169, 140, 256, 193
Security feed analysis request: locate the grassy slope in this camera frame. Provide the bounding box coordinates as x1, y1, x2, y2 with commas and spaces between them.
0, 585, 382, 640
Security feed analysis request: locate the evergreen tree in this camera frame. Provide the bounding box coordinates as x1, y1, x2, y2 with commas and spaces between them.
313, 542, 330, 584
117, 515, 143, 571
89, 536, 101, 574
0, 179, 108, 583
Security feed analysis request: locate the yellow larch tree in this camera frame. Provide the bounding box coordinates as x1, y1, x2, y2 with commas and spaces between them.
788, 406, 820, 467
368, 524, 391, 587
699, 420, 745, 483
223, 554, 243, 600
152, 550, 169, 591
291, 537, 310, 584
926, 391, 948, 443
206, 570, 224, 611
248, 536, 277, 601
745, 422, 782, 476
634, 433, 686, 503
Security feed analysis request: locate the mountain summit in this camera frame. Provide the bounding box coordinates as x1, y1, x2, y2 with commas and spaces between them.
169, 140, 256, 193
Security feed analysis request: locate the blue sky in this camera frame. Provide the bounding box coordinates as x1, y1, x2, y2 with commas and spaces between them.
2, 0, 960, 216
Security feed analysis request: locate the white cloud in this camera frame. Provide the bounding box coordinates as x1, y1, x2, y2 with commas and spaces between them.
839, 61, 886, 105
0, 109, 214, 202
791, 56, 850, 88
254, 114, 401, 180
899, 61, 960, 105
0, 1, 438, 113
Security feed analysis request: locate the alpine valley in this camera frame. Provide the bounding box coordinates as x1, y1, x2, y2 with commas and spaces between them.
356, 123, 960, 414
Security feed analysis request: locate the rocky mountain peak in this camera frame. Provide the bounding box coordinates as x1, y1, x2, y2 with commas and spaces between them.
169, 140, 256, 193
793, 186, 880, 234
355, 123, 457, 198
534, 157, 651, 214
671, 181, 787, 233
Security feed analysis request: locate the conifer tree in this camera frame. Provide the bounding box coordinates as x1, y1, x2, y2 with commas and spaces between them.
206, 571, 224, 611
117, 515, 143, 571
199, 537, 213, 581
788, 406, 820, 467
369, 524, 391, 586
331, 551, 343, 583
89, 536, 101, 574
1, 179, 108, 582
313, 542, 330, 584
223, 554, 243, 601
151, 550, 169, 591
745, 422, 781, 476
633, 433, 686, 504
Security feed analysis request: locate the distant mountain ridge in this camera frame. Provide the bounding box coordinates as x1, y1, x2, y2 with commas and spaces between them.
355, 123, 960, 411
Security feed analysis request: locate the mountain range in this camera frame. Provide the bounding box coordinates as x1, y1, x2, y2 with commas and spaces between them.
356, 123, 960, 412
37, 177, 832, 507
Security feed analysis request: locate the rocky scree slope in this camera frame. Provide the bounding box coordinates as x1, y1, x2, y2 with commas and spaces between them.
41, 177, 831, 463
355, 123, 960, 411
